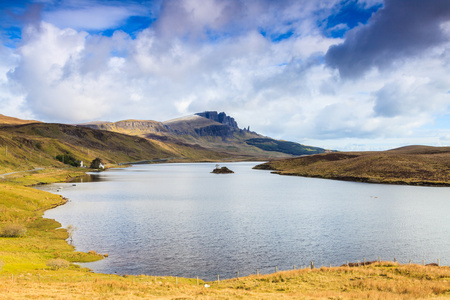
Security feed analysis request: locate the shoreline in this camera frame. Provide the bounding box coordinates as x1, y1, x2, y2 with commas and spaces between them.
270, 170, 450, 187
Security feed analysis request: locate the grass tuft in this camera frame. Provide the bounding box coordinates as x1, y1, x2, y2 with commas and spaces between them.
46, 258, 69, 270
0, 224, 27, 237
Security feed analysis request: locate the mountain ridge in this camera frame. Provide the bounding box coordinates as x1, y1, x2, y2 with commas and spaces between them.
80, 111, 328, 157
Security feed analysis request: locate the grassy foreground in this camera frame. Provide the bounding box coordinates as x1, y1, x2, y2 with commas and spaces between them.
1, 169, 449, 299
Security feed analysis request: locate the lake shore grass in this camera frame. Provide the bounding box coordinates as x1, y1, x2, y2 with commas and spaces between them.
0, 262, 449, 299
1, 168, 449, 299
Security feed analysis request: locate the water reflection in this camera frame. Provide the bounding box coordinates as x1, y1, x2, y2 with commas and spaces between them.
70, 173, 107, 183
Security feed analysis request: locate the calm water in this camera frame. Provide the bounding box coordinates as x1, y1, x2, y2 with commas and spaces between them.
41, 162, 450, 280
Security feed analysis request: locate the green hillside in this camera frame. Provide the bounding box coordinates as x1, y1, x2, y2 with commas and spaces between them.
0, 122, 230, 174
245, 138, 327, 156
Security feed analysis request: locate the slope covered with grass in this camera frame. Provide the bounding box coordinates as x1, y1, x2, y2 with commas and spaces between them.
0, 122, 234, 174
255, 146, 450, 186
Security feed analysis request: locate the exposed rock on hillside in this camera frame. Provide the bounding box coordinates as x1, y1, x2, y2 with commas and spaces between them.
195, 111, 238, 129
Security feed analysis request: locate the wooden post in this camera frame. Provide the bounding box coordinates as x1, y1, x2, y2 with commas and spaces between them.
409, 259, 411, 265
293, 265, 296, 270
394, 257, 396, 263
363, 258, 366, 265
438, 259, 440, 267
329, 263, 331, 268
217, 274, 219, 284
310, 261, 314, 269
257, 269, 259, 276
237, 271, 239, 279
347, 260, 349, 267
275, 266, 277, 273
378, 256, 381, 263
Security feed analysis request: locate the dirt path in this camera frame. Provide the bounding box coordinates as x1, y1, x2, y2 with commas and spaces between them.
0, 168, 44, 178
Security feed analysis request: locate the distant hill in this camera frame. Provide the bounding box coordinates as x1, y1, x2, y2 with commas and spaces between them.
0, 112, 329, 174
82, 111, 328, 158
0, 114, 41, 125
255, 145, 450, 186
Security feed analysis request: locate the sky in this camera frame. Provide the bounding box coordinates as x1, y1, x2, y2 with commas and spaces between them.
1, 0, 450, 151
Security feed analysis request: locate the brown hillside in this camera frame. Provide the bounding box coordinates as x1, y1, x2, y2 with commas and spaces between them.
255, 146, 450, 186
0, 114, 41, 125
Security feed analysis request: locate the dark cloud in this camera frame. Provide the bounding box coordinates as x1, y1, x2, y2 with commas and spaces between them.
325, 0, 450, 78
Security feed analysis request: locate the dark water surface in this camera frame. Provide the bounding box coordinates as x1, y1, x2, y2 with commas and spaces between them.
41, 162, 450, 280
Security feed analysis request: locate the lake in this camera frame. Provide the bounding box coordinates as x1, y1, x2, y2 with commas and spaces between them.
40, 162, 450, 280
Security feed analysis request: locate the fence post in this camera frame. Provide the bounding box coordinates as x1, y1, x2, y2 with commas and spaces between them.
275, 266, 277, 273
378, 256, 381, 263
394, 257, 396, 263
237, 271, 239, 279
293, 265, 296, 270
438, 259, 440, 267
310, 261, 314, 269
347, 260, 349, 267
257, 269, 259, 276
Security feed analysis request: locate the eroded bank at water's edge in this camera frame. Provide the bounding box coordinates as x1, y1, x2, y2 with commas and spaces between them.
254, 146, 450, 186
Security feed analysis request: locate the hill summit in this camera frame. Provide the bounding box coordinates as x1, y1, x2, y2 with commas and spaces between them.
195, 111, 238, 129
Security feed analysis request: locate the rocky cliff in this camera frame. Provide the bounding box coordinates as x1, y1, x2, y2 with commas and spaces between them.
195, 111, 239, 129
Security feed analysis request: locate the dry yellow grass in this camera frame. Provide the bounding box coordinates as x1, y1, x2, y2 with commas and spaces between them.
0, 263, 449, 299
0, 114, 40, 125
256, 146, 450, 186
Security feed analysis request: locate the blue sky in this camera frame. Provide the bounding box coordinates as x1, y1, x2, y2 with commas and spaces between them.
1, 0, 450, 150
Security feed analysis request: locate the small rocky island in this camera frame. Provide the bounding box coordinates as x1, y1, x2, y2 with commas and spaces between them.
211, 166, 234, 174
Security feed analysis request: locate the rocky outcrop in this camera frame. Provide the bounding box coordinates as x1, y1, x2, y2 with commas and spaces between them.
194, 125, 234, 138
195, 111, 239, 129
211, 166, 234, 174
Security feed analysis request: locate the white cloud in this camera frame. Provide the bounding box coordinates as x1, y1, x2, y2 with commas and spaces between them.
1, 0, 450, 150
